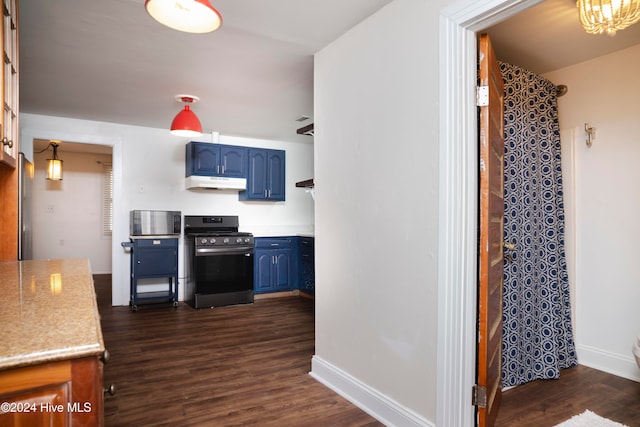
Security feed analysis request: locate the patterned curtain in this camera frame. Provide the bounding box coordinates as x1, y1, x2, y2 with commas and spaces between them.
500, 62, 577, 388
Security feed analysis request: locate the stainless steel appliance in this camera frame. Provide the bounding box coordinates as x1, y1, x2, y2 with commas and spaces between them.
130, 210, 181, 236
18, 153, 33, 260
183, 215, 254, 309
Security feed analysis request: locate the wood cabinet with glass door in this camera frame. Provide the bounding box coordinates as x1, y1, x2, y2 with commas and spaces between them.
0, 0, 17, 167
0, 0, 18, 261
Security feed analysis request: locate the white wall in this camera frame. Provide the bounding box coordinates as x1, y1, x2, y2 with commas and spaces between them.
31, 149, 112, 274
21, 113, 314, 306
544, 43, 640, 381
312, 0, 447, 424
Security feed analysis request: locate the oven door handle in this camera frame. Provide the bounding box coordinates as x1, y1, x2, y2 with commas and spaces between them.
195, 247, 254, 256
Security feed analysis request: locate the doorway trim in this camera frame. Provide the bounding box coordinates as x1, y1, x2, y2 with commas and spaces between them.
21, 125, 124, 307
436, 0, 544, 425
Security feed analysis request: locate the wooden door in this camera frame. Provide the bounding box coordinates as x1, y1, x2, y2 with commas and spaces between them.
476, 33, 505, 427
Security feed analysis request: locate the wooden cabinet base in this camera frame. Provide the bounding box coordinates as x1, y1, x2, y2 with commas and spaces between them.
0, 357, 104, 426
0, 165, 18, 261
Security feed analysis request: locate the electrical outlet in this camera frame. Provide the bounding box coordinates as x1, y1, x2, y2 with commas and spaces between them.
138, 184, 145, 193
46, 205, 55, 213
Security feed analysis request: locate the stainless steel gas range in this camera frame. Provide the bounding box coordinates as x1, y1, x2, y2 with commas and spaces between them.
183, 215, 254, 309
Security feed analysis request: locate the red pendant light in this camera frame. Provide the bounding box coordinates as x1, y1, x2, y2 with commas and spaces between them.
170, 95, 203, 137
145, 0, 222, 34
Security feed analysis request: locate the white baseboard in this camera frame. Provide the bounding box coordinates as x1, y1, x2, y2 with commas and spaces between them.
576, 344, 640, 382
309, 356, 433, 427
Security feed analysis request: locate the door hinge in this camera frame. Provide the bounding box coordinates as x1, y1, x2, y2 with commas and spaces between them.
472, 384, 487, 408
476, 86, 489, 107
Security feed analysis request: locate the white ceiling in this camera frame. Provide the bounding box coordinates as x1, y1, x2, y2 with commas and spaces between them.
20, 0, 395, 145
20, 0, 640, 150
485, 0, 640, 76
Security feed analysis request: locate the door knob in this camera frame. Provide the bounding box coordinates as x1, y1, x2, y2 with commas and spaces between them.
503, 241, 515, 251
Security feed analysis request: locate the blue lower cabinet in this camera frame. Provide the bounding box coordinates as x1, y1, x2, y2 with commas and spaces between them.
254, 236, 315, 296
254, 238, 293, 294
298, 237, 315, 295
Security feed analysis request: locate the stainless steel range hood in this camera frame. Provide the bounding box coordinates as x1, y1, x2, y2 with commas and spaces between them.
186, 175, 247, 190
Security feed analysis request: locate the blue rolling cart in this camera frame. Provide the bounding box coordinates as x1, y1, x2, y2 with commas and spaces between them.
122, 237, 179, 311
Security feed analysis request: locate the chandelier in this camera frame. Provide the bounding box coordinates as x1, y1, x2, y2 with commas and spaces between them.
577, 0, 640, 36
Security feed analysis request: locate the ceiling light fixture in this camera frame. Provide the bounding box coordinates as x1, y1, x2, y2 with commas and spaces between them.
170, 95, 203, 137
46, 142, 63, 181
577, 0, 640, 36
145, 0, 222, 34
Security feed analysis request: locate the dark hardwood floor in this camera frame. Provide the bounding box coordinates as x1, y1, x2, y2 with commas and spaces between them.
497, 364, 640, 426
94, 275, 383, 427
95, 275, 640, 426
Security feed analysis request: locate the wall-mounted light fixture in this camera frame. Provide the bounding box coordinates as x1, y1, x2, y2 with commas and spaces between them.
38, 141, 63, 180
577, 0, 640, 36
145, 0, 222, 34
170, 95, 203, 137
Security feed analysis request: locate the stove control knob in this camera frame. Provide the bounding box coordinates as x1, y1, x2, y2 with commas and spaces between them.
244, 237, 251, 243
223, 238, 230, 244
200, 238, 208, 245
236, 237, 243, 243
209, 238, 216, 244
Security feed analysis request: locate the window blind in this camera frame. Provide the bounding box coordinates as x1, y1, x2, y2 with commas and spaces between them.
103, 163, 113, 236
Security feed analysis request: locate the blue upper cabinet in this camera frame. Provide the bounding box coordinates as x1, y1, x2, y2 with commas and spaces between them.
220, 145, 248, 177
244, 149, 267, 198
240, 148, 286, 201
186, 141, 218, 176
185, 142, 248, 178
266, 150, 285, 200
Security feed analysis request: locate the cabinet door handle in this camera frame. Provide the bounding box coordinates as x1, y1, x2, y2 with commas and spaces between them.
104, 384, 116, 397
2, 137, 12, 148
221, 165, 225, 174
217, 165, 220, 174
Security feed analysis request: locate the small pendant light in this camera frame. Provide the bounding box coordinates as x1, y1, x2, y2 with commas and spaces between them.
145, 0, 222, 34
46, 142, 63, 180
170, 95, 203, 137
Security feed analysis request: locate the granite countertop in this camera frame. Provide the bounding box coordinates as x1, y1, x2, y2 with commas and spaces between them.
0, 258, 105, 370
